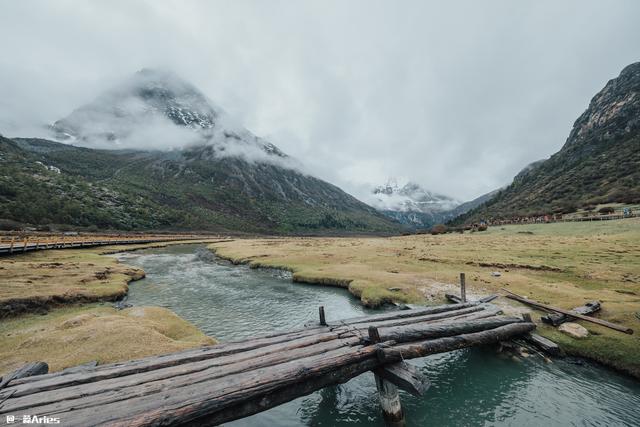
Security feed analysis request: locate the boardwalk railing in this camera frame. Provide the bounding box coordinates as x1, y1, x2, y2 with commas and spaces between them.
0, 302, 535, 426
0, 234, 214, 256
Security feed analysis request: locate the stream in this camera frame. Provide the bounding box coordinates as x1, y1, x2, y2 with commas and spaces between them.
117, 244, 640, 427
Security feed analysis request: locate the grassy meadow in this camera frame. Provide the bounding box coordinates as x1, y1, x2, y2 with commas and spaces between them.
0, 239, 221, 375
211, 218, 640, 376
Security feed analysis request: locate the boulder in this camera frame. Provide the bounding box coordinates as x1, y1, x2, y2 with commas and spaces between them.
558, 322, 589, 338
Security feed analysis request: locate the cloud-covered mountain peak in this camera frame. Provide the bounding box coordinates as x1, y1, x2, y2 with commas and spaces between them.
371, 179, 460, 212
48, 68, 289, 163
51, 68, 220, 143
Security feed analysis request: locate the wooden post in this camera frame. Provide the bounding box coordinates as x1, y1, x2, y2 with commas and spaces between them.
22, 237, 28, 252
9, 236, 15, 254
318, 306, 326, 326
369, 326, 405, 426
460, 272, 466, 303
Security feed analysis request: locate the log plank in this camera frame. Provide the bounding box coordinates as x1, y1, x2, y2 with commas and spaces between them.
376, 362, 430, 396
381, 322, 536, 362
1, 337, 361, 415
39, 344, 382, 427
523, 333, 561, 356
3, 331, 356, 400
331, 302, 478, 326
502, 289, 632, 334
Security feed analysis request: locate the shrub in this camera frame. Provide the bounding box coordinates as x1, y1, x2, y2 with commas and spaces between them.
477, 224, 488, 231
430, 224, 447, 235
598, 206, 615, 215
0, 218, 23, 231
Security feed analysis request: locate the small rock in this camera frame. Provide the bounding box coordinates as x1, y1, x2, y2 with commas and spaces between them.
558, 322, 589, 338
491, 272, 501, 277
114, 301, 133, 310
387, 287, 402, 292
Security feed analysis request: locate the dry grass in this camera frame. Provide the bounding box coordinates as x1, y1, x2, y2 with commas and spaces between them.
0, 304, 215, 375
0, 239, 229, 317
210, 219, 640, 376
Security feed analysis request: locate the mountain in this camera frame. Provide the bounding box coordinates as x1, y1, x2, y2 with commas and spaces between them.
0, 70, 402, 234
444, 188, 502, 219
50, 69, 285, 156
368, 179, 460, 228
455, 61, 640, 223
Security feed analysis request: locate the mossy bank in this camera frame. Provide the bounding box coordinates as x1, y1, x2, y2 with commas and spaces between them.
210, 219, 640, 378
0, 240, 221, 376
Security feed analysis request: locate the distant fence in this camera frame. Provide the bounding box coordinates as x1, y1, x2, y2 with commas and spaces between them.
486, 213, 637, 227
0, 234, 214, 256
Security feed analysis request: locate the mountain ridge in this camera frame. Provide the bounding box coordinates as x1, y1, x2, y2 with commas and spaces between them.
455, 62, 640, 223
0, 69, 404, 234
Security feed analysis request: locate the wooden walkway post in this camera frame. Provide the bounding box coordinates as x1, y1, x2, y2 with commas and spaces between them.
319, 306, 326, 326
460, 272, 466, 303
369, 326, 405, 426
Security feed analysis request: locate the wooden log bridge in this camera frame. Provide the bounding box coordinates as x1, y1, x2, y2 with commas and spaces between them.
0, 302, 535, 426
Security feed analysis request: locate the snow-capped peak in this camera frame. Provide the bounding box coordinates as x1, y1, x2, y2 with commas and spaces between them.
47, 68, 287, 162
369, 179, 460, 213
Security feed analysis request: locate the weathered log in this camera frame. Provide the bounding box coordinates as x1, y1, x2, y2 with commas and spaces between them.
446, 294, 498, 304
8, 308, 504, 399
431, 305, 503, 323
380, 322, 536, 362
375, 373, 405, 426
377, 316, 524, 344
376, 362, 430, 397
478, 294, 499, 303
445, 293, 463, 304
2, 338, 364, 416
523, 333, 561, 357
9, 326, 332, 387
0, 362, 48, 390
0, 302, 536, 426
541, 301, 601, 326
331, 302, 478, 326
61, 361, 98, 374
351, 305, 487, 329
502, 289, 632, 334
41, 344, 387, 427
3, 333, 359, 402
183, 358, 381, 427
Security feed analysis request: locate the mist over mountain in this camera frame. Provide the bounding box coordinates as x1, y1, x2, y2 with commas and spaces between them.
0, 70, 402, 234
50, 69, 288, 165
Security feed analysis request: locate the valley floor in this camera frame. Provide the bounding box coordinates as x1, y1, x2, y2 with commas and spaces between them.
210, 219, 640, 377
0, 240, 220, 375
2, 222, 638, 379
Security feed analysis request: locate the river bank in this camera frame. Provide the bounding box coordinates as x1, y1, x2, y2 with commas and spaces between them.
0, 239, 222, 375
209, 219, 640, 378
120, 244, 640, 426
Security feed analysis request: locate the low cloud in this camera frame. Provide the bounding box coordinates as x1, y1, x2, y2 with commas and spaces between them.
1, 1, 640, 201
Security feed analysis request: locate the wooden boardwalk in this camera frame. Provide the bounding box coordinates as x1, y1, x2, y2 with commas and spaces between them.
0, 236, 208, 256
0, 302, 535, 426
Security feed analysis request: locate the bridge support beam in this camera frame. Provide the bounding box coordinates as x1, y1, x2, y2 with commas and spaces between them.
369, 325, 405, 426
375, 373, 405, 426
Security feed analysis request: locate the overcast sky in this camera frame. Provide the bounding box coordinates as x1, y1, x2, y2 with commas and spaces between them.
1, 1, 639, 201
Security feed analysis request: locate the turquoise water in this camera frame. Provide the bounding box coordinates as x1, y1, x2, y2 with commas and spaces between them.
119, 244, 640, 427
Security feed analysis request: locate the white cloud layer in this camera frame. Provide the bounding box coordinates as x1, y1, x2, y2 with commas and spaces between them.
1, 0, 639, 201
